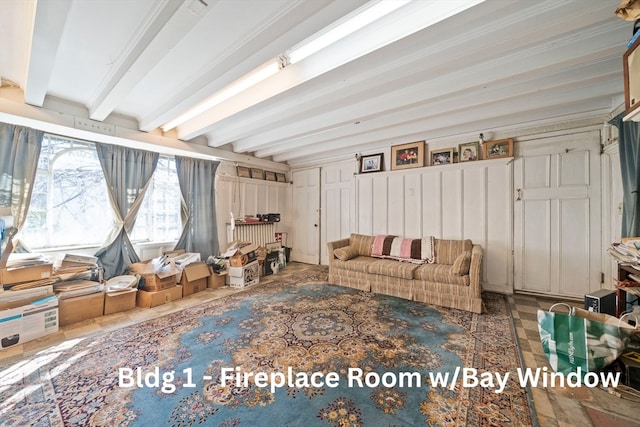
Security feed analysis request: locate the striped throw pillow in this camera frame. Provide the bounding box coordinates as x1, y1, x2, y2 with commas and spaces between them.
371, 235, 434, 264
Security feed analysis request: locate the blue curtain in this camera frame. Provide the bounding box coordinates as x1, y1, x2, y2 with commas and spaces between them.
609, 113, 640, 237
0, 123, 44, 260
174, 156, 220, 259
94, 143, 158, 279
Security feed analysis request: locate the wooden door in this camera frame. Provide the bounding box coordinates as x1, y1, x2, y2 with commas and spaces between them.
292, 168, 320, 264
514, 131, 602, 296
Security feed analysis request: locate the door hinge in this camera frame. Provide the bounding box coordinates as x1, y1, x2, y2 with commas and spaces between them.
600, 272, 605, 284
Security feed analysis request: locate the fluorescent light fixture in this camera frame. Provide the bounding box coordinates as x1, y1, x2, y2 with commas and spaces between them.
162, 60, 280, 132
163, 0, 485, 135
287, 0, 411, 64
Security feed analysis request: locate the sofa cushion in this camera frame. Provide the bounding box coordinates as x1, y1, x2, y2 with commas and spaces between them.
434, 239, 473, 264
334, 246, 359, 261
367, 259, 420, 279
450, 250, 472, 276
332, 256, 376, 273
414, 263, 470, 286
349, 233, 375, 257
371, 235, 434, 264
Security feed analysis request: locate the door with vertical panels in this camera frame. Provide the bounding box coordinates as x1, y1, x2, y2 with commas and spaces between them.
292, 168, 320, 264
513, 132, 601, 296
321, 162, 354, 265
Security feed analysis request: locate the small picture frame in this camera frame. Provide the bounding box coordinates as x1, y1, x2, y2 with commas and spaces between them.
276, 173, 287, 183
482, 138, 513, 160
391, 141, 425, 170
458, 142, 480, 162
237, 166, 251, 178
250, 168, 264, 179
430, 148, 454, 166
264, 171, 277, 181
360, 153, 384, 173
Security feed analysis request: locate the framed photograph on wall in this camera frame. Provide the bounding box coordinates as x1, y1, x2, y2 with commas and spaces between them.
430, 148, 454, 166
390, 141, 425, 170
482, 138, 513, 160
237, 166, 251, 178
458, 142, 479, 162
276, 173, 287, 183
360, 153, 384, 173
250, 168, 264, 179
264, 171, 277, 181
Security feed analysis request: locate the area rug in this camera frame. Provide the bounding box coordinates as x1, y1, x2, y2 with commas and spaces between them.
1, 270, 536, 426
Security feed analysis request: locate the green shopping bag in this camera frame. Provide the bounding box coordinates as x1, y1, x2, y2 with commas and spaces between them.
537, 303, 638, 376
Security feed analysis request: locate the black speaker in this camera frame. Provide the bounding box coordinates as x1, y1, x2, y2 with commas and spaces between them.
584, 289, 616, 316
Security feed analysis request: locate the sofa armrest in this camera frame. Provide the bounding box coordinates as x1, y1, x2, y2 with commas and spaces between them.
327, 238, 351, 267
469, 244, 484, 296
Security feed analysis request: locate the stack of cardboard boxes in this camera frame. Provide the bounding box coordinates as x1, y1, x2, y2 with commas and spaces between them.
223, 242, 260, 288
0, 243, 256, 350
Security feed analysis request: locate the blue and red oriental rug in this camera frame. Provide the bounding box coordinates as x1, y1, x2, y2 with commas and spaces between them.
1, 266, 535, 426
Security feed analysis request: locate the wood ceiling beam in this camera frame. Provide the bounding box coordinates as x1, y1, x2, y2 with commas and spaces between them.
241, 35, 623, 157
271, 82, 618, 164
204, 0, 618, 150
88, 0, 209, 122
175, 0, 494, 141
24, 0, 72, 107
137, 0, 358, 132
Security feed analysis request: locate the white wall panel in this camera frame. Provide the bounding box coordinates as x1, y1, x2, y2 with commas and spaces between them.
441, 169, 462, 239
321, 162, 354, 264
352, 158, 512, 293
485, 163, 512, 292
357, 177, 373, 235
462, 167, 485, 244
216, 175, 291, 250
388, 175, 404, 236
372, 175, 389, 235
422, 171, 442, 237
244, 183, 258, 217
404, 173, 422, 238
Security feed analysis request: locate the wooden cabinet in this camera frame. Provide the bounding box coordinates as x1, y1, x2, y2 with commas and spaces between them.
623, 37, 640, 122
616, 263, 640, 316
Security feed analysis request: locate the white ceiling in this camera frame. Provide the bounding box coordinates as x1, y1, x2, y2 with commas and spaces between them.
0, 0, 635, 168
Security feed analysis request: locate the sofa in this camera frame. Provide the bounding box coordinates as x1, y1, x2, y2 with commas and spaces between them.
327, 233, 483, 313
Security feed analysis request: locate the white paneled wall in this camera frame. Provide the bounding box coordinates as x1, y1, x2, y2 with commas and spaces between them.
321, 161, 356, 265
216, 175, 291, 249
355, 158, 513, 294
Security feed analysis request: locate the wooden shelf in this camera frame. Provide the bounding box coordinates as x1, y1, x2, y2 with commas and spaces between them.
623, 108, 640, 122
616, 263, 640, 316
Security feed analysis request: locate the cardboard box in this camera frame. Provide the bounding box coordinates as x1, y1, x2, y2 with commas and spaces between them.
58, 292, 105, 326
1, 263, 53, 285
129, 259, 177, 292
180, 262, 210, 296
163, 249, 185, 256
208, 270, 227, 289
228, 244, 259, 267
0, 294, 58, 349
227, 260, 260, 288
104, 289, 137, 315
136, 285, 183, 308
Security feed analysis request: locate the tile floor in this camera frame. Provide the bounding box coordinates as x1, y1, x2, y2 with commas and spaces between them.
508, 293, 640, 427
1, 263, 639, 426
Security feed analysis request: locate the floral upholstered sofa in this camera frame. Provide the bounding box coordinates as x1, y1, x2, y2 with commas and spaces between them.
327, 233, 483, 313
